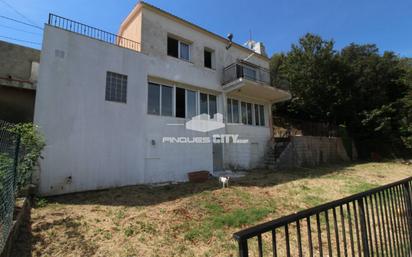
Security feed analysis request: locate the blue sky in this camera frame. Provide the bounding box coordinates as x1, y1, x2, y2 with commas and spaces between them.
1, 0, 411, 57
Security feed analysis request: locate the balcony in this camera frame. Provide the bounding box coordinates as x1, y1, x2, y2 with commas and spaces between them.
222, 61, 291, 103
48, 14, 140, 52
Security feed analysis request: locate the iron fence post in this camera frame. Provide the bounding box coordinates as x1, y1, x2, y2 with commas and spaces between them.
238, 238, 249, 257
12, 134, 20, 192
403, 182, 412, 244
358, 198, 370, 257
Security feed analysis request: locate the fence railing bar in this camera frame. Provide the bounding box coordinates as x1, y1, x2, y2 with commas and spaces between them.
358, 198, 370, 257
316, 213, 323, 257
271, 229, 277, 257
306, 217, 314, 257
368, 195, 379, 257
399, 184, 412, 251
364, 197, 374, 257
339, 205, 348, 257
257, 234, 263, 257
285, 225, 291, 257
388, 189, 401, 257
346, 203, 356, 257
385, 189, 399, 257
332, 208, 341, 257
394, 185, 409, 256
352, 201, 362, 257
296, 220, 303, 257
325, 210, 333, 257
403, 182, 412, 251
376, 192, 388, 256
381, 190, 394, 257
373, 194, 384, 256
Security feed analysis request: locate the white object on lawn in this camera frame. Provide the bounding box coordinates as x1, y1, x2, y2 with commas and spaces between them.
219, 176, 230, 188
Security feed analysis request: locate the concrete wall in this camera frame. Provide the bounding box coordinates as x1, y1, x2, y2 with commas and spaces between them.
0, 41, 39, 122
0, 40, 40, 81
35, 26, 272, 195
276, 136, 350, 168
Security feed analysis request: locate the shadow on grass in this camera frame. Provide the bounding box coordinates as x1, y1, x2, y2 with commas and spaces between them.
42, 162, 360, 208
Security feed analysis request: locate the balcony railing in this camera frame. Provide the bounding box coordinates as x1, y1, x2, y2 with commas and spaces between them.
48, 14, 140, 52
223, 62, 271, 86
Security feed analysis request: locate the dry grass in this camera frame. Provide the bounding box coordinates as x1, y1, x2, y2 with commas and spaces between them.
29, 162, 411, 257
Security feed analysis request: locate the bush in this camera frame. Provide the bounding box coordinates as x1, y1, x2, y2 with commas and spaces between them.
7, 123, 45, 191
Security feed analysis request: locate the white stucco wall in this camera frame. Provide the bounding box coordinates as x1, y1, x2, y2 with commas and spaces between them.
35, 25, 272, 195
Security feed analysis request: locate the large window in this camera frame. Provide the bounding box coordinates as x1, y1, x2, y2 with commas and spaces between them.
200, 93, 217, 117
147, 83, 217, 120
167, 36, 190, 61
148, 83, 173, 116
105, 71, 127, 103
148, 83, 160, 115
227, 98, 265, 126
161, 86, 173, 116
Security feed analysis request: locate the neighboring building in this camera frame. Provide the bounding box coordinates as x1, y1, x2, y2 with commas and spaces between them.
35, 1, 291, 195
0, 41, 40, 123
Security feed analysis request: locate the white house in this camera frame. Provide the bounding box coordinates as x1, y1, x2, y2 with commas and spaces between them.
34, 1, 291, 195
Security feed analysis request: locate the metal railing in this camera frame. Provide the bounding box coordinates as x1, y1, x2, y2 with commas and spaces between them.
223, 62, 271, 86
48, 14, 140, 51
233, 177, 412, 257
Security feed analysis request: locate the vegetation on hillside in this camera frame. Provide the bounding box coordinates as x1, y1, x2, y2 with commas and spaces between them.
270, 34, 412, 158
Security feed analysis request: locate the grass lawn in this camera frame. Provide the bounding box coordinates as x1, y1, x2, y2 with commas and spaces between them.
28, 162, 411, 257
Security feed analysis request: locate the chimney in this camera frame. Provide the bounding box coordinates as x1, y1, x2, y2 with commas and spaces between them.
244, 40, 267, 57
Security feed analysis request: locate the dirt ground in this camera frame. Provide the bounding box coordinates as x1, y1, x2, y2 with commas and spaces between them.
13, 162, 412, 257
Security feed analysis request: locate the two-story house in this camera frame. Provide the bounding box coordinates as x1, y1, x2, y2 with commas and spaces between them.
34, 1, 291, 195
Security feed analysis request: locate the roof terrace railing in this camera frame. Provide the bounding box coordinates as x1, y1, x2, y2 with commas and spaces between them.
48, 13, 140, 52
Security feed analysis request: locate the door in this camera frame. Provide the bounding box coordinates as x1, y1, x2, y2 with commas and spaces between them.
213, 141, 223, 171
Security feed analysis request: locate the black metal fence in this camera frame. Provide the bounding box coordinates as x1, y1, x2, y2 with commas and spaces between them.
0, 120, 20, 253
233, 177, 412, 257
48, 13, 140, 51
223, 62, 271, 86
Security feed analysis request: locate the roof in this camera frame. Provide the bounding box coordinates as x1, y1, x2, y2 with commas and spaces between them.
121, 1, 270, 61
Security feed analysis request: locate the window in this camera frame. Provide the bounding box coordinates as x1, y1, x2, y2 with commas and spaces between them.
209, 95, 217, 117
232, 100, 239, 123
241, 102, 247, 124
105, 71, 127, 103
253, 104, 265, 126
161, 86, 173, 116
259, 105, 265, 126
227, 99, 232, 123
180, 42, 190, 61
175, 87, 186, 118
187, 90, 197, 119
167, 37, 179, 58
200, 93, 208, 115
247, 103, 253, 125
167, 36, 190, 61
148, 83, 160, 115
204, 49, 214, 69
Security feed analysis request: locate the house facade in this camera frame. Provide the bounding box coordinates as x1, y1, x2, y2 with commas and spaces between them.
34, 2, 291, 195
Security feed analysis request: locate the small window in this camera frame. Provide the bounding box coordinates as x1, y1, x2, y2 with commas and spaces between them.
105, 71, 127, 103
167, 36, 190, 61
241, 102, 247, 124
175, 87, 186, 118
180, 42, 190, 61
148, 83, 160, 115
167, 37, 179, 58
204, 49, 213, 69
